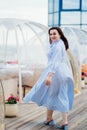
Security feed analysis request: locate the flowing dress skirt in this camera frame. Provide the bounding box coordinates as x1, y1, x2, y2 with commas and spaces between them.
24, 62, 74, 113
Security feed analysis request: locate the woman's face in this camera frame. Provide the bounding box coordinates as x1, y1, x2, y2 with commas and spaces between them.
49, 29, 61, 42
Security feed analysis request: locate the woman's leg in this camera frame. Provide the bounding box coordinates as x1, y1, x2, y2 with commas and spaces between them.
47, 109, 53, 121
62, 112, 68, 125
57, 113, 68, 129
44, 109, 55, 126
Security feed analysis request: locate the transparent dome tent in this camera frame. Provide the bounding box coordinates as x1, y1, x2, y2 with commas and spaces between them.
73, 28, 87, 64
62, 27, 87, 92
0, 18, 48, 101
0, 18, 82, 102
62, 27, 87, 64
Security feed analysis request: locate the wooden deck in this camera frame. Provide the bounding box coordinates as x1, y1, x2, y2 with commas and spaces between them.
5, 87, 87, 130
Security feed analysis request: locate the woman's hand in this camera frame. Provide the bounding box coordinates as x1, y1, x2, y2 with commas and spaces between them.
46, 73, 54, 86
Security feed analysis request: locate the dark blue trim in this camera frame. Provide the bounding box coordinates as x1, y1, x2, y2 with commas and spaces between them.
80, 0, 82, 10
58, 0, 62, 26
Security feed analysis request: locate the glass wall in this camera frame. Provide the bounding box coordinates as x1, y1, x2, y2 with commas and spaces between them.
48, 0, 87, 30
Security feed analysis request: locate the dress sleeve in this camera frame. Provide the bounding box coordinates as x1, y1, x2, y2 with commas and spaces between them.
49, 43, 65, 73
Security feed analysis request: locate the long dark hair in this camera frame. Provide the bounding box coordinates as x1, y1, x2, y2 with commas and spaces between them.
48, 27, 69, 50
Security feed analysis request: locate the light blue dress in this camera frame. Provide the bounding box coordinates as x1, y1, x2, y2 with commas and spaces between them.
24, 39, 74, 112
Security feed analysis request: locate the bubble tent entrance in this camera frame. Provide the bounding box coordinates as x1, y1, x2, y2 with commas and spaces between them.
0, 18, 80, 104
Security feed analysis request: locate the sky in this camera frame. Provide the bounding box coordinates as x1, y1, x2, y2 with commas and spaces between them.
0, 0, 48, 26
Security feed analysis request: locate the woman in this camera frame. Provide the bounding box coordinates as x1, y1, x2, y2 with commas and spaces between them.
24, 27, 74, 130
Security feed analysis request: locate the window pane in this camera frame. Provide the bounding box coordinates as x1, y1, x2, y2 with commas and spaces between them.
48, 14, 53, 25
54, 0, 59, 12
54, 13, 58, 24
82, 0, 87, 10
82, 25, 87, 31
62, 0, 80, 9
61, 12, 80, 24
82, 12, 87, 24
48, 0, 53, 12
